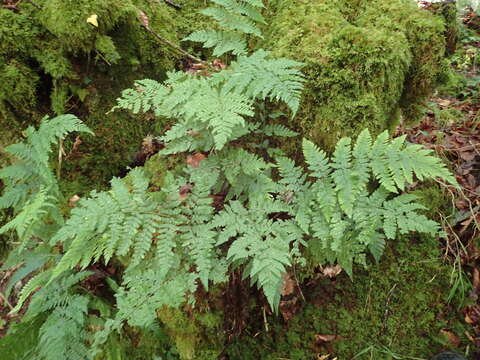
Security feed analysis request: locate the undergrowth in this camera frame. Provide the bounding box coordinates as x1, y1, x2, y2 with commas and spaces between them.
0, 1, 459, 359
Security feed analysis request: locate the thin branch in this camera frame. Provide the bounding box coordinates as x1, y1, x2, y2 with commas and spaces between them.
145, 27, 208, 66
163, 0, 181, 10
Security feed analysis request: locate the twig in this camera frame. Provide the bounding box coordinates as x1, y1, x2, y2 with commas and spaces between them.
57, 139, 65, 180
25, 0, 41, 9
164, 0, 181, 10
292, 263, 306, 303
146, 27, 208, 66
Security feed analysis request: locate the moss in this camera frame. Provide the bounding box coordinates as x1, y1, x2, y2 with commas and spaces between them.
0, 0, 209, 193
0, 60, 39, 119
157, 307, 223, 360
226, 234, 469, 359
263, 0, 448, 152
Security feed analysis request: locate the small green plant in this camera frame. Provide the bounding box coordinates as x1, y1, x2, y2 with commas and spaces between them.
0, 1, 458, 359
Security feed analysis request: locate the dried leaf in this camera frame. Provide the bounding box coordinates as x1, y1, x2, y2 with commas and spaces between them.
186, 153, 206, 168
460, 151, 476, 162
68, 195, 81, 207
179, 184, 193, 201
465, 313, 475, 324
440, 329, 461, 347
473, 267, 480, 292
315, 334, 341, 343
281, 273, 296, 296
321, 265, 343, 278
86, 14, 98, 27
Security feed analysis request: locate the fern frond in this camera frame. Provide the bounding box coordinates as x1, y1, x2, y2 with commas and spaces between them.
259, 124, 298, 138
0, 188, 56, 245
218, 50, 305, 114
332, 137, 357, 218
0, 115, 92, 210
184, 30, 248, 56
50, 169, 158, 279
369, 130, 457, 192
302, 139, 331, 180
200, 7, 263, 38
214, 198, 298, 310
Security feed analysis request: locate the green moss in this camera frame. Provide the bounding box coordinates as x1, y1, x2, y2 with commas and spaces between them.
157, 307, 223, 360
0, 60, 39, 119
0, 0, 209, 193
226, 234, 469, 359
264, 0, 448, 152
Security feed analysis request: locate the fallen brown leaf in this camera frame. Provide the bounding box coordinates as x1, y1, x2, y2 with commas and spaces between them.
440, 329, 461, 347
321, 265, 342, 278
315, 334, 341, 343
186, 153, 206, 168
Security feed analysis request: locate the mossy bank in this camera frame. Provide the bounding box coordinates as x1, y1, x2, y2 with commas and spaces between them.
263, 0, 453, 151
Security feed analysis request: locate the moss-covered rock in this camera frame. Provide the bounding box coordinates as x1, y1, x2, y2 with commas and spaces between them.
264, 0, 450, 151
0, 0, 209, 191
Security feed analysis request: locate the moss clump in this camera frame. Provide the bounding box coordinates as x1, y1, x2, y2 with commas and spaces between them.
264, 0, 449, 151
0, 0, 213, 191
157, 307, 224, 360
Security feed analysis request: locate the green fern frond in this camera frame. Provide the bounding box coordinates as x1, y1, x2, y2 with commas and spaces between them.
0, 115, 92, 210
302, 139, 331, 180
184, 30, 248, 56
0, 188, 58, 247
210, 0, 266, 22
200, 7, 263, 38
260, 124, 299, 138
214, 198, 299, 310
218, 50, 305, 114
369, 130, 457, 192
50, 169, 158, 279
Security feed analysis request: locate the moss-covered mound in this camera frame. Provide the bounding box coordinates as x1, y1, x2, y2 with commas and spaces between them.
0, 0, 207, 192
264, 0, 450, 151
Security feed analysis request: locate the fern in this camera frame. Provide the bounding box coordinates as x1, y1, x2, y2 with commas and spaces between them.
184, 30, 248, 57
184, 0, 265, 56
9, 270, 92, 360
216, 50, 305, 115
213, 197, 302, 310
0, 115, 92, 246
277, 129, 456, 276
